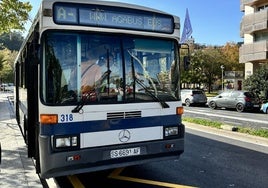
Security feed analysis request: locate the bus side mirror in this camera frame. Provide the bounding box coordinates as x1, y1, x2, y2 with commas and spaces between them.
183, 56, 190, 71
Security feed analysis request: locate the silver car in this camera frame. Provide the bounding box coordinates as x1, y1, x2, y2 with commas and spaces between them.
181, 89, 207, 106
260, 102, 268, 114
208, 90, 260, 112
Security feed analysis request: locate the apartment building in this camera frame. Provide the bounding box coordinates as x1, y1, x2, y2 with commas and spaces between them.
240, 0, 268, 78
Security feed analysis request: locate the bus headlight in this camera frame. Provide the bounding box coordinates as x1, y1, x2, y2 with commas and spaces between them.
56, 137, 71, 147
164, 126, 178, 137
54, 135, 79, 149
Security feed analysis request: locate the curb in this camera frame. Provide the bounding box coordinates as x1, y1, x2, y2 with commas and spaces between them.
220, 124, 238, 131
184, 121, 268, 150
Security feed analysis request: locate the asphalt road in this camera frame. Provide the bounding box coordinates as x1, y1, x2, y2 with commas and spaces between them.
183, 106, 268, 130
55, 126, 268, 188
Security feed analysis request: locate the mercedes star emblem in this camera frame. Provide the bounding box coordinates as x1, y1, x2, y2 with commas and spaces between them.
118, 129, 131, 143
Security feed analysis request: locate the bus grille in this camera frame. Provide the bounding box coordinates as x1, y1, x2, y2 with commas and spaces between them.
107, 111, 141, 119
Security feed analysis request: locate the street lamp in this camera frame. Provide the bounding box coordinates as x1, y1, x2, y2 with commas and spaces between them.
220, 65, 224, 91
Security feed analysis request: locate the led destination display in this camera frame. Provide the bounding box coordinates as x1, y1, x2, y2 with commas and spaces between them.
54, 3, 174, 33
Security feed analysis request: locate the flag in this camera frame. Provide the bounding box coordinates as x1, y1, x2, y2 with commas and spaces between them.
180, 8, 193, 43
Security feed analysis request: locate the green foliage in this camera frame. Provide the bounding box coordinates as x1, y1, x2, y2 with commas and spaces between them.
181, 43, 243, 93
0, 53, 5, 71
244, 65, 268, 98
0, 32, 23, 83
221, 42, 244, 71
0, 32, 24, 50
237, 127, 268, 138
0, 49, 17, 83
0, 0, 32, 34
182, 117, 222, 129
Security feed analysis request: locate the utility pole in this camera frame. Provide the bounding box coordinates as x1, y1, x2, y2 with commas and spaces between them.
220, 65, 224, 91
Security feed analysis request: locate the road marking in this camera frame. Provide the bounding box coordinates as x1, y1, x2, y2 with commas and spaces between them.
184, 109, 268, 125
109, 168, 197, 188
223, 121, 242, 126
67, 175, 85, 188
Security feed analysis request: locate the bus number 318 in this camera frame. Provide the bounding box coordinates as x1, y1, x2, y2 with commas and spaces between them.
60, 114, 74, 122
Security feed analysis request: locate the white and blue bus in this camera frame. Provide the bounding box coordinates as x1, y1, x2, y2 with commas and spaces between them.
14, 0, 188, 178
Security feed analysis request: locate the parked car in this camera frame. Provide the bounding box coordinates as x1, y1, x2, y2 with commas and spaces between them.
0, 83, 8, 91
260, 102, 268, 114
208, 90, 260, 112
181, 89, 207, 106
0, 83, 14, 92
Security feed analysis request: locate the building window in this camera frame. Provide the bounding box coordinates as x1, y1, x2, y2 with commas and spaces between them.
254, 31, 268, 41
257, 4, 268, 11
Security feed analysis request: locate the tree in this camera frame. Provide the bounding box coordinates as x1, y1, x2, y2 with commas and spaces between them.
0, 52, 6, 84
182, 47, 224, 93
201, 48, 225, 93
221, 42, 244, 71
0, 0, 32, 34
0, 32, 24, 50
0, 49, 17, 83
181, 43, 242, 93
0, 53, 5, 71
244, 65, 268, 99
181, 50, 207, 88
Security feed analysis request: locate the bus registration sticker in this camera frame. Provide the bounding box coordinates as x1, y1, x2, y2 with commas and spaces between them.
110, 147, 140, 158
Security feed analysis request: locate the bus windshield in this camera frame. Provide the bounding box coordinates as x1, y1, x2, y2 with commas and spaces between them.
41, 32, 179, 105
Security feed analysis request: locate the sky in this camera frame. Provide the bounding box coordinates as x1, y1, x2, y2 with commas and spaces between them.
25, 0, 243, 46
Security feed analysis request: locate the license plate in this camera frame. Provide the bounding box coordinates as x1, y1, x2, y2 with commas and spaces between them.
110, 147, 140, 159
254, 104, 259, 107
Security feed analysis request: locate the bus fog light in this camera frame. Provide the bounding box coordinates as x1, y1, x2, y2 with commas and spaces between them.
165, 127, 178, 137
72, 137, 78, 146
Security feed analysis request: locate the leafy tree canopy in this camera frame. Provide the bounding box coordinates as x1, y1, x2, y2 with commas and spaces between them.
0, 48, 17, 83
0, 52, 5, 71
244, 65, 268, 99
0, 32, 24, 50
221, 42, 244, 71
0, 0, 32, 34
181, 43, 243, 93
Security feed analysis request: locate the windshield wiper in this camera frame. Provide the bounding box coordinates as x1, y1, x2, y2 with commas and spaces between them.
135, 77, 169, 108
72, 93, 89, 113
127, 50, 169, 109
72, 70, 112, 113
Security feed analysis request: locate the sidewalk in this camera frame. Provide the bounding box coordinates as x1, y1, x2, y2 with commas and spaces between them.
0, 92, 43, 188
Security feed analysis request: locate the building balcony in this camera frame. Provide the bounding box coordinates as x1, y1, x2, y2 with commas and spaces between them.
240, 9, 268, 36
240, 0, 265, 11
239, 40, 268, 63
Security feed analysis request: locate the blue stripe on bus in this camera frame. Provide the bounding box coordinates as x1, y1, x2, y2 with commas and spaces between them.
40, 115, 182, 136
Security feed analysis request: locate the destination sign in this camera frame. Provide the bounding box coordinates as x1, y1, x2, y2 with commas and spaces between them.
53, 3, 174, 33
